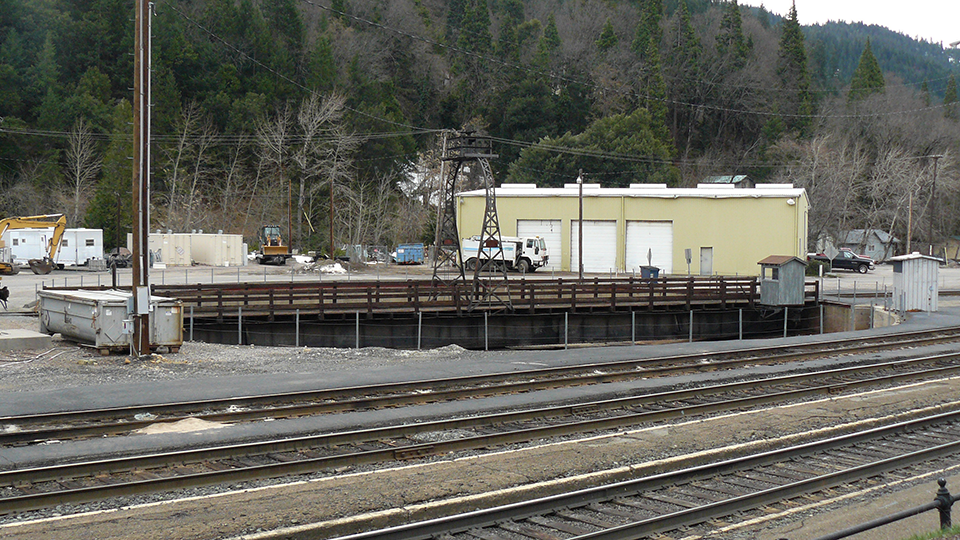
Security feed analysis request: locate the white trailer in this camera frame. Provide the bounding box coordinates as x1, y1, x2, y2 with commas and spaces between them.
461, 235, 549, 273
2, 228, 52, 265
57, 228, 104, 266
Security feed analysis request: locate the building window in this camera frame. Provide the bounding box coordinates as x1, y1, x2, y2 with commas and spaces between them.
12, 239, 18, 246
62, 238, 69, 247
85, 239, 95, 247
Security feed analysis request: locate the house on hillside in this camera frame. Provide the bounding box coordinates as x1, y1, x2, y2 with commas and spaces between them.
839, 229, 900, 262
701, 175, 755, 189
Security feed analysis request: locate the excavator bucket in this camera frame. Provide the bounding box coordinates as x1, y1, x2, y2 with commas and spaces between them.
28, 258, 54, 275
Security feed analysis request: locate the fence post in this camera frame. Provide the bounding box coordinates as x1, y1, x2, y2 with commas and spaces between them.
295, 309, 300, 348
688, 310, 693, 343
238, 306, 242, 345
820, 304, 824, 335
784, 306, 788, 338
355, 312, 360, 349
739, 308, 743, 340
417, 312, 422, 350
190, 306, 194, 341
564, 312, 568, 350
631, 311, 635, 344
937, 478, 954, 529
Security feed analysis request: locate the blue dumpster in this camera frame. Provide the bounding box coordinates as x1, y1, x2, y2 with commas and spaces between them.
640, 266, 660, 278
395, 243, 424, 265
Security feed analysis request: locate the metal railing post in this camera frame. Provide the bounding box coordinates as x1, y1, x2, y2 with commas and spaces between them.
295, 309, 300, 348
938, 478, 954, 529
190, 306, 194, 341
688, 310, 693, 343
355, 312, 360, 349
739, 308, 743, 340
484, 311, 489, 351
631, 311, 635, 344
784, 306, 788, 338
564, 312, 568, 350
238, 306, 242, 345
417, 312, 422, 350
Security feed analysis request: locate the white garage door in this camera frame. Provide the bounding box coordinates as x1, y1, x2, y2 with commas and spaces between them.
570, 221, 617, 273
517, 219, 561, 272
625, 221, 673, 275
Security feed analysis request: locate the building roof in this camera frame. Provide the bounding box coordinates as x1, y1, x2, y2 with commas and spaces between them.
458, 183, 806, 200
758, 255, 807, 266
842, 229, 900, 245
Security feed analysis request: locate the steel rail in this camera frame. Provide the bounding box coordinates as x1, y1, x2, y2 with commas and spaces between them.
327, 409, 960, 540
4, 326, 960, 445
2, 355, 960, 515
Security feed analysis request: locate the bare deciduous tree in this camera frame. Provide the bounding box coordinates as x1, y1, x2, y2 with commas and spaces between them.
61, 118, 102, 227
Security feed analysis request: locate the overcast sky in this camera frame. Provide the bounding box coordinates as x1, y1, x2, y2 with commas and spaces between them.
737, 1, 959, 47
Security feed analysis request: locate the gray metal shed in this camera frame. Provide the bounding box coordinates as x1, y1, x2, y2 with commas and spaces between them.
889, 252, 939, 312
758, 255, 807, 306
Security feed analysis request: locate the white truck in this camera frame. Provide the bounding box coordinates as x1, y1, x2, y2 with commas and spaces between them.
461, 235, 549, 273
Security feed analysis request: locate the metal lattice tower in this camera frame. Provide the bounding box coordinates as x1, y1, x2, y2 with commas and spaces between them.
431, 131, 512, 312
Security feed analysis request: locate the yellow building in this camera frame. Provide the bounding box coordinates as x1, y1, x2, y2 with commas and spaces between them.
456, 183, 809, 276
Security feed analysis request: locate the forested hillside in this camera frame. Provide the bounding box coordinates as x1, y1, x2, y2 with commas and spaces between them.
0, 0, 958, 256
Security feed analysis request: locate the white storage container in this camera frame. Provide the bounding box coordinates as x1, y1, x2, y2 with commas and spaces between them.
39, 289, 183, 354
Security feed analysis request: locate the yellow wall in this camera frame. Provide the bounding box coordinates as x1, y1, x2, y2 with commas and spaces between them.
456, 187, 809, 276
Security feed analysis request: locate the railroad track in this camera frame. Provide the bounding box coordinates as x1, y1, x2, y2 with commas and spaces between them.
3, 348, 960, 517
330, 409, 960, 540
5, 326, 960, 446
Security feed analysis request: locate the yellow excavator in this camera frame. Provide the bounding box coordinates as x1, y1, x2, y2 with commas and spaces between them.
0, 214, 68, 275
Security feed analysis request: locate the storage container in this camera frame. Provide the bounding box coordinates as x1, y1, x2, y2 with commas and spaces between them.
39, 289, 183, 355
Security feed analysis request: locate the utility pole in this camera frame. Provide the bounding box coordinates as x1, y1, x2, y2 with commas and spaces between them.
131, 0, 151, 356
928, 155, 942, 255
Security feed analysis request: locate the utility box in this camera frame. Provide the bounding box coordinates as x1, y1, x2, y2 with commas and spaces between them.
38, 289, 183, 355
395, 243, 424, 264
889, 252, 940, 312
758, 255, 807, 306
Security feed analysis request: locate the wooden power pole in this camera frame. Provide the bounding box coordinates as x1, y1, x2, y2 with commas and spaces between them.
131, 0, 151, 355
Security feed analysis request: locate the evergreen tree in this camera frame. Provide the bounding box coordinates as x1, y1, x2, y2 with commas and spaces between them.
85, 100, 133, 250
664, 0, 702, 147
848, 38, 885, 101
632, 0, 663, 57
596, 19, 618, 53
716, 0, 749, 68
920, 81, 930, 107
508, 108, 678, 187
945, 75, 958, 120
534, 14, 561, 66
776, 3, 813, 135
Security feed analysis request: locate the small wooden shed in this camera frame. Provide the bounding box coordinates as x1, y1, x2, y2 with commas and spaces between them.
889, 252, 939, 312
758, 255, 807, 306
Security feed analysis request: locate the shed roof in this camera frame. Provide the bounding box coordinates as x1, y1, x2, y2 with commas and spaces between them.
458, 183, 805, 200
758, 255, 807, 266
888, 252, 941, 262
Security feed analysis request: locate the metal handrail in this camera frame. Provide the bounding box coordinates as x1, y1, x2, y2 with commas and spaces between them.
810, 478, 955, 540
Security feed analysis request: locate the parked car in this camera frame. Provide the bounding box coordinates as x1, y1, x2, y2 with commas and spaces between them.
807, 250, 875, 274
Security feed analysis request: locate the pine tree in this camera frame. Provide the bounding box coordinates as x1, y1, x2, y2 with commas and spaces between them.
848, 39, 885, 101
945, 75, 958, 120
776, 3, 813, 135
716, 0, 749, 68
632, 0, 663, 57
920, 81, 930, 107
596, 19, 618, 53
